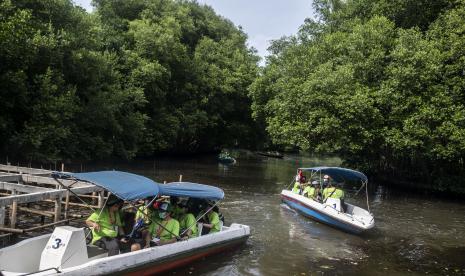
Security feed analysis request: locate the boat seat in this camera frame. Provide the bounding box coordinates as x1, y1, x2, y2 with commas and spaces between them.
87, 245, 108, 260
325, 198, 342, 212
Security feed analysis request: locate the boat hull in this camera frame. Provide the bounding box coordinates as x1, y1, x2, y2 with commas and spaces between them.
218, 157, 236, 164
281, 190, 373, 234
0, 224, 250, 276
124, 235, 247, 275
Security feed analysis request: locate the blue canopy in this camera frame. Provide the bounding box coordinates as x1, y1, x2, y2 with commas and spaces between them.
159, 182, 224, 201
299, 167, 368, 183
54, 171, 160, 201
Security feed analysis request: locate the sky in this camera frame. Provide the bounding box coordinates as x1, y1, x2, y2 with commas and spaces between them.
74, 0, 314, 62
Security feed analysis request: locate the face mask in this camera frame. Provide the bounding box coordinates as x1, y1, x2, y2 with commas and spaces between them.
159, 212, 167, 219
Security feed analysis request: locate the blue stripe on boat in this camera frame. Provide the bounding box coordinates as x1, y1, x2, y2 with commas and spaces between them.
282, 197, 362, 234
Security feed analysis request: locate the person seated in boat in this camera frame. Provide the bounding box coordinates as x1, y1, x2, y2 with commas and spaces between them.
134, 202, 179, 250
292, 175, 306, 194
202, 201, 221, 234
170, 196, 183, 220
86, 195, 126, 256
127, 198, 161, 245
303, 180, 319, 200
179, 201, 198, 239
322, 180, 345, 211
134, 197, 160, 225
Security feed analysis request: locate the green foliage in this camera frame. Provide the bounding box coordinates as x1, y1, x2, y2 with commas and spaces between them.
250, 0, 465, 193
0, 0, 259, 161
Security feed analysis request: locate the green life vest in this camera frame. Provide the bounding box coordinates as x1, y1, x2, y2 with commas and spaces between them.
87, 207, 123, 244
292, 182, 300, 193
323, 187, 344, 200
179, 213, 198, 237
303, 186, 316, 199
207, 211, 221, 233
148, 217, 180, 241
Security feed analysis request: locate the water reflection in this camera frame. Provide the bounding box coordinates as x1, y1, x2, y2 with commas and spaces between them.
81, 152, 465, 275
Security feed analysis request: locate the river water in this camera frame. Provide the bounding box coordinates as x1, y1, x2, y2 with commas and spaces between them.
88, 152, 465, 275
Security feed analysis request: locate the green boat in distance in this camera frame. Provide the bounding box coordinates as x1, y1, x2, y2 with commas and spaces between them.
218, 150, 236, 164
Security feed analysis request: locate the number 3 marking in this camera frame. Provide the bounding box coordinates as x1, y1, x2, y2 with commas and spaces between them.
52, 238, 62, 249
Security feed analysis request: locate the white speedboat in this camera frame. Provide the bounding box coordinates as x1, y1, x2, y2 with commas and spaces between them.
0, 171, 250, 275
281, 167, 374, 234
0, 224, 249, 275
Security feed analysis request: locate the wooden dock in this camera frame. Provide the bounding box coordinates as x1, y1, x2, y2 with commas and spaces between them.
0, 164, 104, 239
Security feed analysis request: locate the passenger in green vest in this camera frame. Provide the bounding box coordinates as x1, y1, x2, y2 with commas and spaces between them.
322, 181, 345, 200
303, 180, 319, 200
292, 176, 306, 194
129, 198, 161, 247
86, 195, 126, 256
170, 196, 184, 220
202, 202, 221, 234
145, 202, 179, 247
135, 197, 160, 225
178, 202, 198, 239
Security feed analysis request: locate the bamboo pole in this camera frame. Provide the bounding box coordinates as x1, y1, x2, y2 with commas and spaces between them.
0, 226, 23, 234
10, 190, 17, 228
92, 192, 97, 205
0, 206, 5, 226
64, 191, 70, 219
25, 219, 70, 232
77, 194, 103, 199
18, 207, 54, 217
44, 199, 98, 209
0, 232, 12, 239
54, 196, 62, 223
98, 191, 104, 208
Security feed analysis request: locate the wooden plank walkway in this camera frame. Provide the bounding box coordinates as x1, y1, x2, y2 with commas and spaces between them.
0, 164, 103, 234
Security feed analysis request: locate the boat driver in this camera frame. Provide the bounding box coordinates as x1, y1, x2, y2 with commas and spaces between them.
86, 195, 126, 256
322, 177, 346, 211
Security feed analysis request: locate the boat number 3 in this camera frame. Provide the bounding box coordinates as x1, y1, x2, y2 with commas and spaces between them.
52, 238, 62, 249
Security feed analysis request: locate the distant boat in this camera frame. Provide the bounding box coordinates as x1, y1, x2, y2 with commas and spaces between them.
218, 152, 236, 164
256, 151, 284, 159
281, 167, 374, 234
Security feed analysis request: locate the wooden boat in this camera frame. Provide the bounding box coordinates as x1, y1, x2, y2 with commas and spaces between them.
281, 167, 374, 234
256, 151, 284, 159
0, 171, 250, 275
